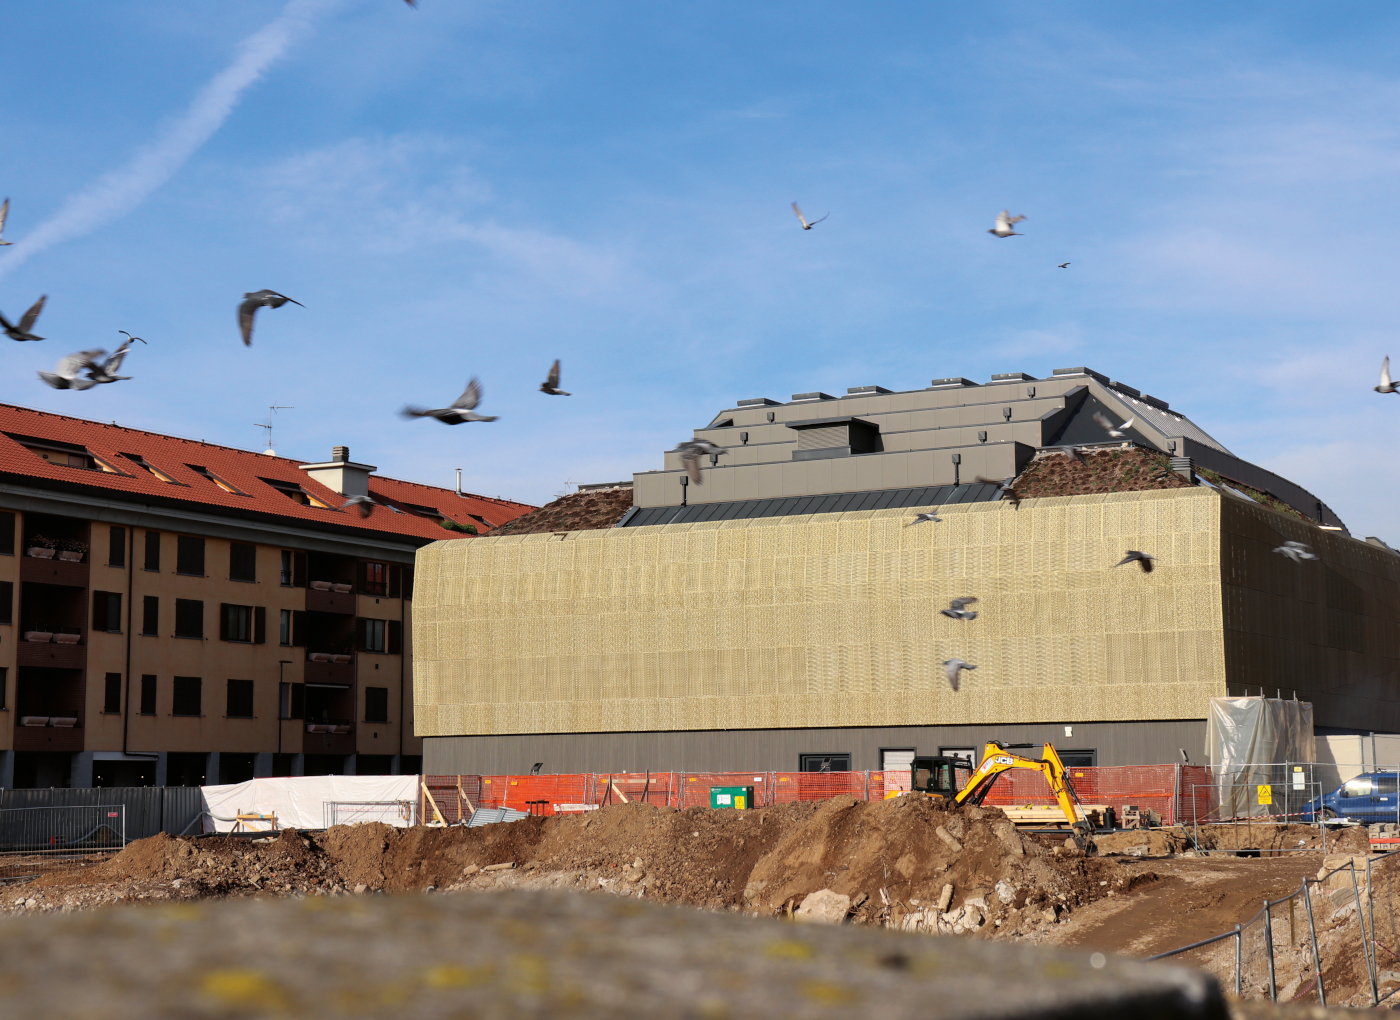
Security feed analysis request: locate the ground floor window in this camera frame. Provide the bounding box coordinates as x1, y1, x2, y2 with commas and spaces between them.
799, 753, 850, 773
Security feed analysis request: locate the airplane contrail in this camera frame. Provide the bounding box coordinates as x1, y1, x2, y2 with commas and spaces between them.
0, 0, 339, 281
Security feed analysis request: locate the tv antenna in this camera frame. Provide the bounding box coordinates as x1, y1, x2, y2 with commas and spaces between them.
256, 406, 294, 456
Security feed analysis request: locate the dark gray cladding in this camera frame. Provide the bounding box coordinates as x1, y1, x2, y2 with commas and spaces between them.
621, 482, 1003, 527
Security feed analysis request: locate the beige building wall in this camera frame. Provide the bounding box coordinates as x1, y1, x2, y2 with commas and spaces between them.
414, 486, 1229, 737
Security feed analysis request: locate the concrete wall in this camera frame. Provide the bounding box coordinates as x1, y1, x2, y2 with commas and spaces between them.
423, 719, 1208, 774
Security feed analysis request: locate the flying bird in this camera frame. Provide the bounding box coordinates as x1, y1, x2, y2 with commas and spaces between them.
677, 439, 727, 484
83, 332, 145, 386
0, 198, 12, 246
976, 475, 1022, 509
907, 511, 943, 526
792, 202, 828, 230
940, 597, 978, 621
1093, 411, 1135, 439
540, 359, 570, 396
1115, 550, 1156, 573
1377, 357, 1399, 395
1058, 262, 1070, 269
988, 211, 1026, 237
337, 494, 380, 519
38, 350, 104, 390
1273, 540, 1317, 563
942, 658, 976, 692
238, 289, 303, 346
1, 295, 46, 342
402, 377, 498, 424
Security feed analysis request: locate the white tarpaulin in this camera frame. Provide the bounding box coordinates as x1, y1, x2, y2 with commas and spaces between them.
200, 775, 422, 833
1206, 697, 1315, 817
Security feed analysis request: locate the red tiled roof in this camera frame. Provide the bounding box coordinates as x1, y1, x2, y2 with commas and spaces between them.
0, 403, 535, 542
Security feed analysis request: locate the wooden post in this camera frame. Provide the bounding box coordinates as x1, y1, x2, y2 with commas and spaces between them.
421, 781, 446, 825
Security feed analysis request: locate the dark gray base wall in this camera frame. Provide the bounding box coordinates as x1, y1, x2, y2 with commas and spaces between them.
424, 719, 1209, 776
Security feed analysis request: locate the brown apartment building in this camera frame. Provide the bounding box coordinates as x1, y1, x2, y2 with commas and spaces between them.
0, 404, 533, 788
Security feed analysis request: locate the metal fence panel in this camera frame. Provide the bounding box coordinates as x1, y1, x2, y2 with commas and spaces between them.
0, 787, 204, 839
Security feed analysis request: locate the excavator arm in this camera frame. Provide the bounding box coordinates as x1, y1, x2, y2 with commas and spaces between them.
952, 741, 1096, 852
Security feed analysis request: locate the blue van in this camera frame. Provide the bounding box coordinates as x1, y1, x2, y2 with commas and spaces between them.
1301, 772, 1400, 823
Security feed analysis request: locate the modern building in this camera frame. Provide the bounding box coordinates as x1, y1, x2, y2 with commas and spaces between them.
0, 403, 534, 788
413, 366, 1400, 775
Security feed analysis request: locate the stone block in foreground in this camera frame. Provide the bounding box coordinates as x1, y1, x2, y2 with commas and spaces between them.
0, 890, 1227, 1019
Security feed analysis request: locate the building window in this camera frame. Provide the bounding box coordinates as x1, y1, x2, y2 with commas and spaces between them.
279, 682, 305, 720
172, 676, 201, 716
175, 535, 205, 576
229, 542, 256, 582
799, 754, 851, 773
104, 672, 122, 714
254, 606, 266, 644
143, 530, 160, 571
139, 674, 157, 715
0, 581, 12, 626
1058, 750, 1098, 768
108, 526, 126, 568
280, 550, 293, 586
174, 599, 204, 639
279, 608, 292, 646
360, 618, 387, 653
365, 686, 389, 723
142, 596, 159, 636
221, 603, 253, 643
92, 591, 122, 633
226, 679, 254, 718
361, 561, 388, 597
0, 512, 13, 556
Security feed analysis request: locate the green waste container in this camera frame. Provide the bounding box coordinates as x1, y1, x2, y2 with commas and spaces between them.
710, 786, 754, 810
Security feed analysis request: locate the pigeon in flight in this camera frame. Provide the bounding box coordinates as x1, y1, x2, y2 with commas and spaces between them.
976, 475, 1022, 509
1, 295, 46, 342
1093, 411, 1135, 439
38, 350, 104, 390
942, 658, 976, 692
337, 494, 380, 518
238, 290, 303, 346
84, 333, 145, 386
402, 377, 498, 424
1377, 357, 1399, 395
1273, 540, 1317, 563
907, 511, 943, 526
1115, 550, 1155, 573
988, 211, 1026, 237
0, 198, 12, 246
678, 439, 727, 484
940, 597, 978, 621
1058, 262, 1070, 269
540, 359, 570, 396
792, 202, 828, 230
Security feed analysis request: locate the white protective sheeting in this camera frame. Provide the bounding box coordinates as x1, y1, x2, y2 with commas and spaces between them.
200, 775, 422, 833
1205, 697, 1315, 817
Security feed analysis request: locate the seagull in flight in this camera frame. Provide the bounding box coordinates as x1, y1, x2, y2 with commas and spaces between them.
907, 511, 943, 526
940, 598, 978, 621
677, 439, 727, 484
84, 333, 145, 386
1093, 411, 1135, 439
942, 658, 976, 692
540, 359, 570, 396
988, 211, 1026, 237
1058, 262, 1070, 269
1, 295, 46, 342
402, 377, 498, 424
1115, 550, 1155, 573
0, 198, 12, 246
1377, 357, 1399, 395
238, 290, 303, 346
337, 494, 381, 519
792, 202, 828, 230
976, 475, 1022, 509
1273, 540, 1317, 563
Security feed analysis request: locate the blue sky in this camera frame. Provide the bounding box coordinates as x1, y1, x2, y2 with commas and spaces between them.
3, 3, 1399, 536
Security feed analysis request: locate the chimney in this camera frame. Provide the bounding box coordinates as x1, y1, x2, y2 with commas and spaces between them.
298, 445, 377, 497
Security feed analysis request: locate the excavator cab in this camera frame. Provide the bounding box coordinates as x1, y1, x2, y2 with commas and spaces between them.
910, 755, 975, 797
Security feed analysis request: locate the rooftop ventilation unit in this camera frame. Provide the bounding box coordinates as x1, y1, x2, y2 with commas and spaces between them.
1141, 394, 1170, 410
928, 377, 978, 389
786, 417, 879, 460
1052, 367, 1109, 385
1110, 381, 1141, 397
991, 372, 1037, 382
846, 385, 892, 395
737, 398, 782, 407
789, 392, 836, 402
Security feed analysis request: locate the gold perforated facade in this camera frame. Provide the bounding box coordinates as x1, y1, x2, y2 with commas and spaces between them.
412, 486, 1275, 738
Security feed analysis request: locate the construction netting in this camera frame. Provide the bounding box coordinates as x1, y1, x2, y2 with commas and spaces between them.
1206, 697, 1316, 818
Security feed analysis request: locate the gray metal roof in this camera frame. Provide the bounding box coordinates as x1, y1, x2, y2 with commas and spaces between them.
620, 482, 1003, 527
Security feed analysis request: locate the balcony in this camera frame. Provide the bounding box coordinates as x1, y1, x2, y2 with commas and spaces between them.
21, 553, 89, 587
306, 582, 355, 615
305, 654, 354, 685
18, 633, 86, 669
305, 721, 354, 755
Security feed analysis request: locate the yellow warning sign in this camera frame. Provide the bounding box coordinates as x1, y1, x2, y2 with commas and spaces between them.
1257, 784, 1273, 806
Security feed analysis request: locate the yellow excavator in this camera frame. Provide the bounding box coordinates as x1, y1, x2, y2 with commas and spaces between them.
910, 740, 1097, 852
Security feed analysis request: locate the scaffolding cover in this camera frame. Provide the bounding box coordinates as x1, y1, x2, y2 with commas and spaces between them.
200, 775, 421, 833
1205, 697, 1315, 817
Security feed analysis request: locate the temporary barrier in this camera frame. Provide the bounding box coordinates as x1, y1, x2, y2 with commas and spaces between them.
0, 787, 200, 840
